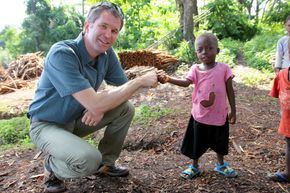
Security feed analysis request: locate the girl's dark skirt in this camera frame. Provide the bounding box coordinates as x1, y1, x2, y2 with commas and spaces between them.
181, 115, 229, 160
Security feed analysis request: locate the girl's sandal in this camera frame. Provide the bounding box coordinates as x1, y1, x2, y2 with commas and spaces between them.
214, 162, 238, 178
180, 165, 201, 179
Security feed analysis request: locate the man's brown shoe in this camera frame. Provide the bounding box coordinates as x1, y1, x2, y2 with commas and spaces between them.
43, 156, 66, 193
98, 165, 129, 177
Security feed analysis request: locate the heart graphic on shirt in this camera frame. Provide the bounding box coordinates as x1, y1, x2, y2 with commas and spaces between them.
200, 92, 215, 107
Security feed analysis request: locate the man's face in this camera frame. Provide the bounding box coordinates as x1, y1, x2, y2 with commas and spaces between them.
84, 10, 122, 57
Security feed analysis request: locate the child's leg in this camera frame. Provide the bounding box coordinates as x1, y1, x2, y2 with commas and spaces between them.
180, 158, 201, 179
217, 154, 224, 165
193, 159, 199, 168
268, 137, 290, 182
214, 153, 238, 177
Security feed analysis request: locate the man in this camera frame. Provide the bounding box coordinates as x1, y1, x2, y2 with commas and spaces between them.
28, 2, 158, 192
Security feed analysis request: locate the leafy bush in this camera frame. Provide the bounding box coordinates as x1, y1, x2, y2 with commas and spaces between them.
0, 116, 30, 145
0, 48, 12, 69
217, 38, 242, 68
264, 2, 290, 24
174, 40, 198, 64
243, 27, 283, 70
216, 47, 236, 68
220, 38, 243, 56
116, 0, 178, 50
203, 0, 257, 41
235, 67, 274, 88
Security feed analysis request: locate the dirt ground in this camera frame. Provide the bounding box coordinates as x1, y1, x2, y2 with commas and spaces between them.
0, 65, 289, 193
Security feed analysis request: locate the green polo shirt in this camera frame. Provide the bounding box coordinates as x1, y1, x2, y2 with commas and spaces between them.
28, 33, 128, 124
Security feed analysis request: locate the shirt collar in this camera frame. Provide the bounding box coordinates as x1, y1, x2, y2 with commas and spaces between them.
75, 32, 108, 66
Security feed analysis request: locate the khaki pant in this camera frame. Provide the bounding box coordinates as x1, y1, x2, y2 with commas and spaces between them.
29, 101, 135, 179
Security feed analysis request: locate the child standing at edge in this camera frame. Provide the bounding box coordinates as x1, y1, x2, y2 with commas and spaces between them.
158, 33, 238, 179
274, 15, 290, 75
268, 67, 290, 183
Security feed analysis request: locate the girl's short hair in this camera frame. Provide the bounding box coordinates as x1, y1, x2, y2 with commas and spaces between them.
196, 33, 218, 47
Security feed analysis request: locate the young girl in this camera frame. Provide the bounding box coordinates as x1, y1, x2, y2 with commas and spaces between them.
268, 67, 290, 182
158, 33, 237, 179
274, 15, 290, 75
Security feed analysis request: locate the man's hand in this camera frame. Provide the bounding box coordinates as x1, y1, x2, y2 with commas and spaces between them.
138, 70, 158, 88
82, 110, 104, 126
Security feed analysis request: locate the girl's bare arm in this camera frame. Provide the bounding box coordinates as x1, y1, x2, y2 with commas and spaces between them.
167, 77, 192, 87
226, 77, 236, 124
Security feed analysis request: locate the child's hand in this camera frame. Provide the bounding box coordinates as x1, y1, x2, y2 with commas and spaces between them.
228, 111, 236, 124
157, 70, 170, 84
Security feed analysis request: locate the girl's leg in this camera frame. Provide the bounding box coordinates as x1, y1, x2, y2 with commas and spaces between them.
193, 159, 199, 168
214, 153, 238, 177
217, 153, 224, 165
180, 158, 201, 179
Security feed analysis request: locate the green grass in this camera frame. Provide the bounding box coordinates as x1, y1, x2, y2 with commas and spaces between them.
0, 116, 30, 146
0, 143, 34, 155
0, 102, 9, 112
233, 67, 274, 88
133, 104, 174, 126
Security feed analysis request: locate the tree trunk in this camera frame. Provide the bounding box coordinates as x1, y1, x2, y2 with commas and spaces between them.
175, 0, 184, 29
193, 0, 199, 30
183, 0, 194, 43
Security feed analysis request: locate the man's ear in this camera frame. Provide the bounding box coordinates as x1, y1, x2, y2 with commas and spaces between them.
217, 47, 220, 54
83, 20, 90, 33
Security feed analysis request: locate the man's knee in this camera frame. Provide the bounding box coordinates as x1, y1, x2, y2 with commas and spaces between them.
124, 101, 135, 118
69, 150, 102, 176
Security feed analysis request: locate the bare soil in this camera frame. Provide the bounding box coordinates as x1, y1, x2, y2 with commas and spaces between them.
0, 65, 289, 193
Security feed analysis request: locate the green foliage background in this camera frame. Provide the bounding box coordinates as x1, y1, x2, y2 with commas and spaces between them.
0, 0, 289, 68
0, 0, 289, 148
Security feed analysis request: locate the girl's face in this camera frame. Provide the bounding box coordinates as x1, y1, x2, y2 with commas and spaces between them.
285, 20, 290, 35
195, 37, 219, 66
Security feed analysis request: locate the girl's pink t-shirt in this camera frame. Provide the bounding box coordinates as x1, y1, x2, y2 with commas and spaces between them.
186, 62, 234, 126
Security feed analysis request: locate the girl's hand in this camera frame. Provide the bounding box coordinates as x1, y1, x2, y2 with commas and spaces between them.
157, 70, 170, 84
228, 111, 236, 124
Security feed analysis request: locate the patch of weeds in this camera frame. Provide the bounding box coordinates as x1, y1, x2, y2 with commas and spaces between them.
0, 143, 34, 155
84, 134, 99, 147
0, 116, 30, 146
133, 104, 173, 126
0, 102, 9, 112
234, 67, 274, 89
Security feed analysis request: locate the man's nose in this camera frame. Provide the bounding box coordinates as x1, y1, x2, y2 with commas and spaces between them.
104, 29, 112, 38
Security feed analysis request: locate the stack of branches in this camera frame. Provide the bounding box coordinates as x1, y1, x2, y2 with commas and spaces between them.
0, 77, 30, 94
7, 51, 44, 80
118, 49, 178, 70
0, 65, 6, 82
125, 66, 157, 80
0, 52, 44, 95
